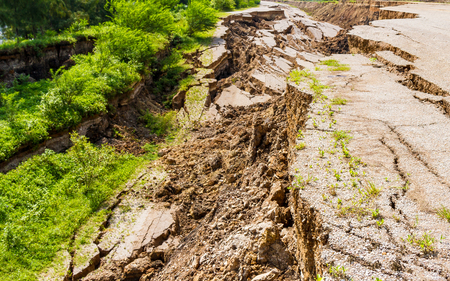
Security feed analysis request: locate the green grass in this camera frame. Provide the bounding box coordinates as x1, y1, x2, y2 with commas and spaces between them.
141, 110, 178, 137
0, 134, 144, 280
406, 232, 437, 253
288, 69, 329, 100
319, 59, 351, 72
437, 206, 450, 223
331, 97, 347, 105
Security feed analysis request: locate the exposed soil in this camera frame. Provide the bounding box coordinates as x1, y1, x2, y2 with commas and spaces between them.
41, 2, 450, 281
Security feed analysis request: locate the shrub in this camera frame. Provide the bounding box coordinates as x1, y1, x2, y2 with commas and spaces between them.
186, 0, 219, 35
141, 111, 178, 137
40, 53, 140, 130
95, 24, 168, 70
107, 0, 175, 34
212, 0, 235, 11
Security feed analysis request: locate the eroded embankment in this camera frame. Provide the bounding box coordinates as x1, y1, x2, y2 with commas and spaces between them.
0, 37, 94, 85
53, 4, 349, 280
272, 0, 417, 29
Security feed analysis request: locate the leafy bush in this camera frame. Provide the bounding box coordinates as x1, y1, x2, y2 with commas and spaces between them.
40, 52, 140, 130
141, 111, 178, 137
0, 134, 142, 280
212, 0, 235, 11
107, 0, 175, 34
95, 24, 168, 70
186, 0, 219, 35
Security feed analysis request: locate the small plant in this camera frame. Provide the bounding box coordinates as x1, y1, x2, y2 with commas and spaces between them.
297, 129, 305, 138
437, 206, 450, 223
349, 169, 358, 177
331, 97, 347, 105
371, 208, 380, 219
322, 194, 328, 201
319, 59, 351, 71
328, 265, 347, 278
370, 57, 378, 64
315, 66, 322, 71
295, 142, 306, 150
333, 130, 352, 143
319, 148, 325, 158
366, 181, 381, 197
406, 232, 436, 253
315, 274, 324, 281
377, 219, 385, 228
334, 170, 342, 181
341, 142, 351, 158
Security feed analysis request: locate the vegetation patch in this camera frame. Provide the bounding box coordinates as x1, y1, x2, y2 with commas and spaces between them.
319, 59, 351, 71
0, 134, 143, 280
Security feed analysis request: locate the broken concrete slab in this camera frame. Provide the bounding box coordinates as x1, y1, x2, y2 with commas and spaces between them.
215, 85, 271, 108
316, 21, 342, 38
72, 244, 100, 280
256, 29, 274, 38
413, 92, 443, 104
298, 51, 324, 63
110, 206, 175, 262
254, 36, 277, 49
306, 26, 323, 41
38, 250, 71, 281
295, 58, 315, 70
273, 47, 298, 63
251, 70, 287, 95
271, 56, 293, 74
375, 50, 414, 71
273, 19, 293, 34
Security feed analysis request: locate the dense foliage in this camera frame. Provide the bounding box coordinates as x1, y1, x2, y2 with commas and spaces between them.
0, 0, 109, 39
0, 0, 258, 277
0, 134, 143, 280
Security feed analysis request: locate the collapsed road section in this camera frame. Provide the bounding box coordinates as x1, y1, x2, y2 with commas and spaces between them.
41, 1, 450, 281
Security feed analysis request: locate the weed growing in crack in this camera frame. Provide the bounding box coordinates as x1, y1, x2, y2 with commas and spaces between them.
297, 129, 304, 139
331, 97, 347, 105
405, 232, 437, 253
290, 173, 314, 190
437, 206, 450, 223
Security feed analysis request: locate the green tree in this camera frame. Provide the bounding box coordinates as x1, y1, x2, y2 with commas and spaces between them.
106, 0, 175, 35
211, 0, 235, 11
186, 0, 219, 35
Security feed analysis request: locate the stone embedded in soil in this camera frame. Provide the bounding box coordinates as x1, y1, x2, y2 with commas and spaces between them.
122, 256, 152, 280
111, 206, 175, 262
250, 269, 280, 281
